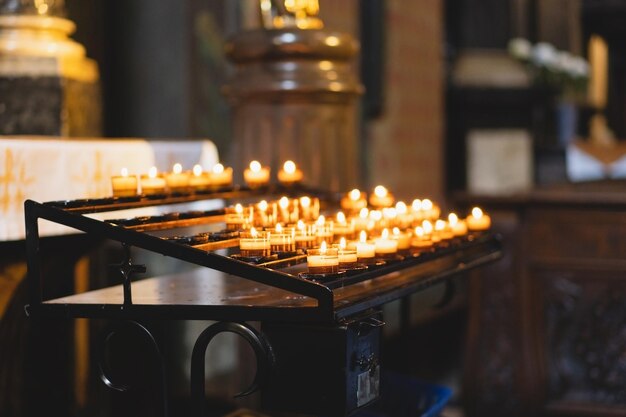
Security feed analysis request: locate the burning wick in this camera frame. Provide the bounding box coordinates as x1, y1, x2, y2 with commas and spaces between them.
193, 164, 203, 176
374, 185, 388, 198
279, 196, 289, 209
250, 160, 262, 173
235, 203, 243, 214
448, 213, 458, 226
349, 189, 361, 201
337, 211, 346, 223
172, 163, 183, 174
360, 230, 367, 243
412, 199, 422, 211
283, 160, 296, 174
148, 166, 158, 179
212, 163, 224, 174
120, 167, 129, 177
339, 237, 347, 249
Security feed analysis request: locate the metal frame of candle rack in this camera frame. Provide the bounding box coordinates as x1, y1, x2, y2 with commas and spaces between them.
24, 184, 502, 323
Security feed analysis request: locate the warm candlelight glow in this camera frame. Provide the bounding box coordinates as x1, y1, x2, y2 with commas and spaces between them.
279, 196, 289, 209
283, 160, 296, 174
121, 167, 129, 177
193, 164, 203, 176
395, 201, 407, 214
422, 220, 433, 235
276, 223, 283, 233
422, 199, 433, 211
448, 213, 458, 226
359, 208, 369, 219
435, 220, 446, 232
300, 196, 311, 208
316, 215, 325, 226
173, 163, 183, 174
472, 207, 483, 219
393, 227, 400, 236
320, 240, 327, 254
337, 211, 346, 223
339, 237, 347, 249
415, 226, 424, 238
258, 200, 268, 211
148, 166, 158, 179
235, 203, 243, 214
412, 199, 422, 211
383, 208, 397, 219
374, 185, 388, 198
370, 210, 382, 221
381, 228, 389, 239
349, 189, 361, 201
360, 230, 367, 243
250, 160, 262, 173
297, 220, 305, 230
212, 163, 225, 174
250, 227, 258, 237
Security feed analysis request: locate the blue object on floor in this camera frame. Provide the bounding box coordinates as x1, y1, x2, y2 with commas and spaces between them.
355, 371, 453, 417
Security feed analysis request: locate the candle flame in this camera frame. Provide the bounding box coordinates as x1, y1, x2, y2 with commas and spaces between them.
173, 163, 183, 174
383, 208, 397, 219
339, 237, 346, 249
148, 166, 158, 179
193, 164, 203, 176
393, 227, 400, 236
250, 227, 258, 238
212, 163, 225, 174
435, 219, 446, 231
316, 215, 325, 226
374, 185, 388, 198
415, 226, 424, 238
235, 203, 243, 214
250, 160, 262, 173
121, 167, 129, 177
297, 219, 305, 230
337, 211, 346, 223
422, 199, 433, 210
360, 230, 367, 243
283, 160, 296, 174
472, 207, 483, 219
448, 213, 458, 226
258, 200, 268, 211
320, 240, 327, 254
359, 208, 369, 219
279, 196, 289, 209
276, 223, 283, 233
300, 196, 311, 208
370, 210, 382, 221
422, 220, 433, 234
412, 199, 422, 211
395, 201, 407, 214
381, 228, 389, 239
349, 188, 361, 201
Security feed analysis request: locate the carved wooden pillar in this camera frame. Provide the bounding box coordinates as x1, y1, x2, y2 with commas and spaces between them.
224, 29, 363, 191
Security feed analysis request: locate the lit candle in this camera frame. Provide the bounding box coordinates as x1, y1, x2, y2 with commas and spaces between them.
189, 164, 212, 191
422, 220, 441, 243
466, 207, 491, 231
239, 227, 270, 257
435, 219, 454, 240
268, 223, 296, 253
354, 208, 370, 232
369, 185, 395, 208
333, 211, 355, 240
164, 163, 190, 192
295, 219, 316, 250
307, 241, 339, 274
375, 228, 398, 257
411, 226, 433, 251
244, 160, 270, 188
411, 199, 424, 226
341, 188, 368, 212
356, 230, 376, 261
392, 227, 411, 250
395, 201, 412, 229
421, 199, 441, 221
337, 237, 358, 268
278, 196, 291, 223
225, 203, 247, 230
111, 167, 138, 197
448, 213, 468, 236
315, 215, 334, 245
140, 166, 166, 195
277, 160, 304, 185
209, 163, 233, 187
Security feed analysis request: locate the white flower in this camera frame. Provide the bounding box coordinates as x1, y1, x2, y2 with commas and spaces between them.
571, 57, 589, 78
532, 42, 557, 68
508, 38, 531, 60
554, 51, 574, 73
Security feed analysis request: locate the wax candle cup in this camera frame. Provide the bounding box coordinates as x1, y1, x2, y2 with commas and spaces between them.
369, 185, 395, 208
467, 207, 491, 231
392, 227, 411, 250
295, 220, 316, 249
209, 163, 233, 187
315, 215, 334, 245
448, 213, 468, 236
435, 219, 454, 240
341, 188, 368, 211
337, 238, 357, 268
333, 211, 355, 240
111, 167, 138, 197
374, 228, 398, 257
307, 242, 339, 274
421, 199, 441, 221
239, 228, 270, 258
356, 230, 376, 261
277, 160, 303, 185
189, 164, 212, 191
411, 226, 433, 251
225, 203, 247, 230
268, 223, 296, 253
140, 166, 166, 195
244, 160, 270, 188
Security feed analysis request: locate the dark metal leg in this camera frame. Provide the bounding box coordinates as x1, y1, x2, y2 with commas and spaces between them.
98, 320, 168, 417
109, 244, 146, 306
190, 321, 274, 417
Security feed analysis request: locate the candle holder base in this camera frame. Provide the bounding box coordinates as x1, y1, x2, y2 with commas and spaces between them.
298, 270, 346, 282
274, 250, 302, 259
340, 263, 369, 275
231, 254, 279, 264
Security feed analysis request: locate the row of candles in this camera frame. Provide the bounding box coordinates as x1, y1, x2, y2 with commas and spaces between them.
232, 193, 492, 275
111, 160, 305, 196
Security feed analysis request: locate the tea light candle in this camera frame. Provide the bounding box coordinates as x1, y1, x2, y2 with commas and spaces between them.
369, 185, 395, 208
422, 220, 441, 243
225, 203, 247, 230
421, 199, 441, 221
239, 227, 270, 257
140, 166, 166, 195
315, 215, 334, 245
333, 211, 355, 240
356, 230, 376, 261
244, 160, 270, 188
164, 163, 190, 192
354, 208, 370, 231
295, 219, 316, 250
395, 201, 412, 229
209, 163, 233, 187
375, 228, 398, 257
411, 199, 424, 226
467, 207, 491, 231
411, 226, 433, 251
392, 227, 411, 250
189, 164, 212, 191
307, 242, 339, 274
448, 213, 468, 236
341, 188, 368, 212
277, 160, 303, 185
337, 237, 358, 268
269, 223, 296, 253
278, 196, 291, 223
111, 168, 138, 197
435, 219, 454, 240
